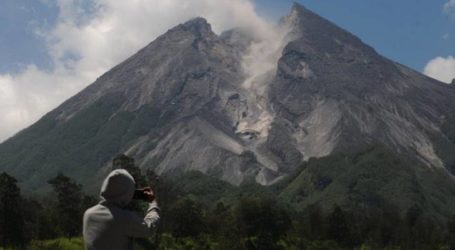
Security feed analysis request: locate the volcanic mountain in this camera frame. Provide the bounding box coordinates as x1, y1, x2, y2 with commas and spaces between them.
1, 3, 454, 217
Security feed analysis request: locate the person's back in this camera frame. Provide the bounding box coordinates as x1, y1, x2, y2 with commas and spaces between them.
83, 169, 159, 250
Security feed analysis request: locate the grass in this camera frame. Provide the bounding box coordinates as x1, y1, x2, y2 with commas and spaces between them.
28, 237, 84, 250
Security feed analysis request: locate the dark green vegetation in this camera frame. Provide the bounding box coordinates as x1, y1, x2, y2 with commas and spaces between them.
0, 172, 95, 249
0, 95, 164, 194
1, 152, 454, 250
280, 146, 455, 222
0, 173, 25, 248
434, 116, 455, 174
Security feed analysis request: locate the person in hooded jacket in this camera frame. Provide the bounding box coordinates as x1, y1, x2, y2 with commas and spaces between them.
83, 169, 160, 250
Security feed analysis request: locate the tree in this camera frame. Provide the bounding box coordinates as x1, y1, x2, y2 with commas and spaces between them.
378, 205, 405, 247
0, 172, 25, 248
404, 204, 422, 248
112, 154, 147, 186
21, 197, 60, 240
327, 205, 351, 247
448, 214, 455, 250
405, 204, 422, 229
48, 174, 84, 238
167, 198, 206, 238
235, 198, 291, 250
297, 204, 325, 241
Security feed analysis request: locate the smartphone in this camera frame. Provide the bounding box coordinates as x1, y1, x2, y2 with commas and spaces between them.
133, 189, 149, 200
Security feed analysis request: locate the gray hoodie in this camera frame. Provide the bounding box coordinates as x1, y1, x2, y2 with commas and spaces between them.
83, 169, 160, 250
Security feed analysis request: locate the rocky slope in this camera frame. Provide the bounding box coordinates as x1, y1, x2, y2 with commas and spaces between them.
273, 4, 455, 170
0, 3, 454, 199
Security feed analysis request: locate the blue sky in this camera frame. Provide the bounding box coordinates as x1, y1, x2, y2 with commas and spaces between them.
257, 0, 455, 72
0, 0, 454, 142
1, 0, 453, 74
0, 0, 56, 74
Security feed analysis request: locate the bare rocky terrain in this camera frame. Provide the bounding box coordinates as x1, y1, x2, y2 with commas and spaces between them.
0, 3, 454, 213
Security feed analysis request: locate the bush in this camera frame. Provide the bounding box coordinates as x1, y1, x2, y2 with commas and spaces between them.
28, 237, 84, 250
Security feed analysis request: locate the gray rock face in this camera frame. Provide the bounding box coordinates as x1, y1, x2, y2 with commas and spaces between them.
272, 4, 455, 170
1, 3, 454, 192
50, 16, 286, 186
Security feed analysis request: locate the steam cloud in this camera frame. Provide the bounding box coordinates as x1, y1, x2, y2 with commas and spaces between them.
0, 0, 286, 142
237, 23, 290, 138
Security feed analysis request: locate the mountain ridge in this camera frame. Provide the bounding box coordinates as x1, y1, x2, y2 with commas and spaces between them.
274, 3, 455, 171
0, 3, 454, 219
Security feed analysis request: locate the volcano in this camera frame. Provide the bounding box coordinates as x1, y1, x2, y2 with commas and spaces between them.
1, 3, 454, 218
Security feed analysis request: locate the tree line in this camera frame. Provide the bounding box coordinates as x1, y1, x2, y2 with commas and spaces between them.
0, 155, 454, 249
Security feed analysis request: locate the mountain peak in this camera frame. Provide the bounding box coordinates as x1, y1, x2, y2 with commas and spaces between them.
286, 3, 344, 33
2, 4, 455, 220
282, 2, 375, 57
281, 2, 323, 34
183, 17, 209, 27
179, 17, 213, 36
286, 2, 318, 25
291, 2, 308, 13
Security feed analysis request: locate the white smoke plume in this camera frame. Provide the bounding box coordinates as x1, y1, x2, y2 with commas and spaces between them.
237, 25, 289, 138
0, 0, 287, 142
236, 11, 295, 139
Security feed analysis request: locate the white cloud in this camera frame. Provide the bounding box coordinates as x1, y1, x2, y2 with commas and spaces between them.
444, 0, 455, 15
423, 56, 455, 84
424, 1, 455, 84
0, 0, 279, 142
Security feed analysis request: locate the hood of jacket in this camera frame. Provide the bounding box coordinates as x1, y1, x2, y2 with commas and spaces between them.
100, 169, 136, 207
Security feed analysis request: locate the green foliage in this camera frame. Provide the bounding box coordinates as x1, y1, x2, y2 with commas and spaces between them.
23, 197, 61, 240
0, 172, 25, 248
167, 198, 207, 238
279, 145, 455, 221
449, 215, 455, 249
48, 174, 84, 238
28, 237, 84, 250
235, 198, 291, 250
149, 233, 218, 250
0, 99, 164, 195
9, 177, 455, 250
47, 174, 96, 238
112, 154, 148, 187
296, 205, 325, 241
166, 170, 238, 204
327, 206, 351, 246
1, 152, 454, 249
